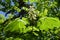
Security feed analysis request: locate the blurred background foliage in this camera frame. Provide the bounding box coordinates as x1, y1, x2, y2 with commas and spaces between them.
0, 0, 60, 40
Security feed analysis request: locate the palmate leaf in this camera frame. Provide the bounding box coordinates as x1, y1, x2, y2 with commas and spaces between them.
37, 17, 60, 31
4, 18, 26, 33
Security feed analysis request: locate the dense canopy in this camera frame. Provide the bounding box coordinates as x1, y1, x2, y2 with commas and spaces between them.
0, 0, 60, 40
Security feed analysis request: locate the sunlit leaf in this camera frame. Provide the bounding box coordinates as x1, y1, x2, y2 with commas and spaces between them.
4, 18, 26, 33
37, 17, 60, 31
0, 14, 5, 24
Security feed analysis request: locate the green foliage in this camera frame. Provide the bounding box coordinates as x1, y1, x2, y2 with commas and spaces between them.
5, 37, 23, 40
14, 6, 21, 12
37, 17, 60, 31
24, 0, 37, 3
4, 18, 26, 33
0, 0, 60, 40
6, 0, 10, 3
0, 14, 5, 24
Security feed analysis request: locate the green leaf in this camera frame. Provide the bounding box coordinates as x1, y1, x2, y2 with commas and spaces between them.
33, 32, 39, 36
22, 17, 29, 25
40, 9, 48, 17
0, 14, 5, 24
14, 6, 21, 12
6, 0, 10, 3
37, 17, 60, 31
24, 0, 37, 3
4, 18, 26, 33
